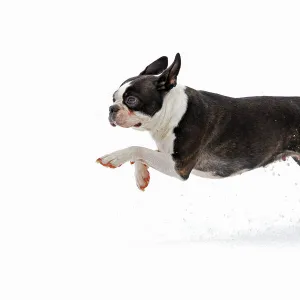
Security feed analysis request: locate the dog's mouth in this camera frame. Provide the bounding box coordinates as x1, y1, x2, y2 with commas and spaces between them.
110, 121, 142, 128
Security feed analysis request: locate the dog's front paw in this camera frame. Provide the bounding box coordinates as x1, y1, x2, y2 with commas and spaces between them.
134, 161, 150, 191
96, 148, 134, 169
96, 157, 120, 168
96, 149, 130, 169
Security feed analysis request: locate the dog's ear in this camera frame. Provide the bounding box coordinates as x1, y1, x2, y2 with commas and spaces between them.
157, 53, 181, 91
139, 56, 168, 76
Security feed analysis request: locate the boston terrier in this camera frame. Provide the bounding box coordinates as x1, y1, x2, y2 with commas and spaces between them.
96, 53, 300, 191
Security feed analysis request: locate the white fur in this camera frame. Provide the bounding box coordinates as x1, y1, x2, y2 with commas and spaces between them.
113, 80, 143, 127
101, 84, 189, 184
192, 168, 249, 179
134, 161, 149, 190
143, 84, 188, 154
100, 146, 183, 180
191, 170, 221, 179
114, 81, 131, 106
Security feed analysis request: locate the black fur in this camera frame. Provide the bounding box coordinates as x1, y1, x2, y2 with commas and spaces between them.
116, 54, 181, 116
122, 76, 164, 116
157, 53, 181, 91
173, 88, 300, 179
139, 56, 168, 76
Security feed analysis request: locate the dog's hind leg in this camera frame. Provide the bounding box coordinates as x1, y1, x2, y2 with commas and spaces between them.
292, 157, 300, 166
282, 151, 300, 166
291, 152, 300, 165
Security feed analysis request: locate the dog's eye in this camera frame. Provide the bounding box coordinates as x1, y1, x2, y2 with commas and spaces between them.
125, 96, 139, 107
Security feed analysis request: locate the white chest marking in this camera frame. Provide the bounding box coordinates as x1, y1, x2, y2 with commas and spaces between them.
155, 134, 175, 153
148, 85, 188, 154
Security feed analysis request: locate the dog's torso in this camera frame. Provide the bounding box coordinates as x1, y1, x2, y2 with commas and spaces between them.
168, 87, 300, 178
146, 84, 300, 179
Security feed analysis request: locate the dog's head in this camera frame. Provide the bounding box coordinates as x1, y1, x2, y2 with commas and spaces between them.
109, 53, 181, 129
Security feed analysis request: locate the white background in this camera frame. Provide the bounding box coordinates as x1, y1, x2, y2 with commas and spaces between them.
1, 0, 300, 299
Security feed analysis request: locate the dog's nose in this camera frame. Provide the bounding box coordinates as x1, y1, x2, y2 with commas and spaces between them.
109, 105, 120, 114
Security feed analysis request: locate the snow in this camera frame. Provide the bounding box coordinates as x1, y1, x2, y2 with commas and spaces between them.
1, 1, 300, 299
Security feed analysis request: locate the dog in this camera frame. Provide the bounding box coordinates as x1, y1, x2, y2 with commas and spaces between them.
97, 53, 300, 191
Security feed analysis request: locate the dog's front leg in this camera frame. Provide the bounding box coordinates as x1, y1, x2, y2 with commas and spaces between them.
134, 161, 150, 191
97, 146, 184, 180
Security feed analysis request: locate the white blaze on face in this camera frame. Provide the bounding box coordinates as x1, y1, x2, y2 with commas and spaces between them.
112, 81, 143, 128
114, 81, 131, 106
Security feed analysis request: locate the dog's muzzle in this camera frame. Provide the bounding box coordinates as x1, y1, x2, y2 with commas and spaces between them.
108, 104, 142, 128
108, 105, 120, 126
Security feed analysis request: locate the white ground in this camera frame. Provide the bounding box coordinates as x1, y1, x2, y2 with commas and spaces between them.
1, 1, 300, 299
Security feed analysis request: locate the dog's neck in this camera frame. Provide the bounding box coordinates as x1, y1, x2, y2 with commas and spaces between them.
145, 84, 188, 140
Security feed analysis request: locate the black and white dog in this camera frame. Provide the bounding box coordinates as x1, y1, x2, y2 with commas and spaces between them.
97, 53, 300, 190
